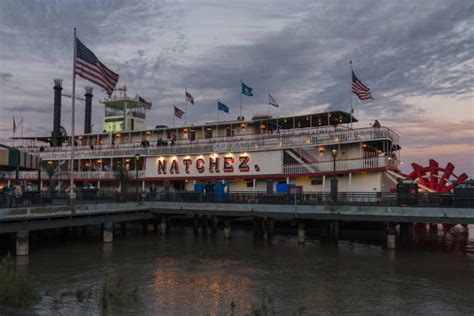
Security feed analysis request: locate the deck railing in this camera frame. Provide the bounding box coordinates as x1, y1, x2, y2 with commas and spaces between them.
3, 170, 145, 180
0, 191, 471, 210
23, 126, 399, 160
283, 156, 394, 174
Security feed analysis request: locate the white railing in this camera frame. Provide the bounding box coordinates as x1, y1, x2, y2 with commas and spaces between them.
25, 126, 399, 160
283, 157, 395, 175
3, 170, 145, 180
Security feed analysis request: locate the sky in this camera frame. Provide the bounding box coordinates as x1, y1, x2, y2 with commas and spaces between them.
0, 0, 473, 177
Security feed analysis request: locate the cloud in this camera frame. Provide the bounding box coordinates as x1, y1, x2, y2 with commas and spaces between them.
0, 72, 13, 81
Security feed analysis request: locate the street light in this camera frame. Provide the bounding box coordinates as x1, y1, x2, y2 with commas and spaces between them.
135, 153, 141, 195
331, 148, 338, 203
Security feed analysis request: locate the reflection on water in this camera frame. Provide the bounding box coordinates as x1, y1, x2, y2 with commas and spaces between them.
12, 225, 474, 315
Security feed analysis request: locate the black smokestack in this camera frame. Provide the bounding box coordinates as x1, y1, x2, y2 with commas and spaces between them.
51, 78, 63, 147
84, 86, 93, 134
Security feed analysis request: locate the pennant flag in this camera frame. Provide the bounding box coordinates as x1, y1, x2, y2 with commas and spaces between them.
268, 94, 279, 107
174, 105, 185, 119
241, 81, 253, 96
185, 90, 195, 105
352, 70, 372, 100
217, 101, 229, 113
75, 38, 119, 96
138, 96, 152, 109
13, 116, 16, 133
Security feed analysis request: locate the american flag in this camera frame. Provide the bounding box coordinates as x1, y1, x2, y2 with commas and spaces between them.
75, 38, 119, 96
185, 90, 195, 105
174, 105, 185, 119
138, 96, 152, 109
352, 70, 372, 100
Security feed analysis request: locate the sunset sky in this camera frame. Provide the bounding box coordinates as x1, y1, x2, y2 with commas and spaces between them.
0, 0, 472, 176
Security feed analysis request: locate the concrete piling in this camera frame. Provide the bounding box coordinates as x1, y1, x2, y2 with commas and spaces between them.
211, 216, 218, 235
298, 223, 305, 244
329, 220, 339, 244
103, 222, 114, 243
399, 223, 413, 246
201, 215, 208, 234
320, 220, 339, 244
16, 231, 29, 256
267, 217, 275, 242
193, 215, 199, 235
387, 224, 396, 250
224, 219, 231, 239
160, 218, 167, 235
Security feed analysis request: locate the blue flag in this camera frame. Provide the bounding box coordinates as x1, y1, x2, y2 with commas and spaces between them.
241, 82, 253, 96
217, 101, 229, 113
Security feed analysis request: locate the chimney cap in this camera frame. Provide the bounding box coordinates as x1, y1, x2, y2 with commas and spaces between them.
53, 78, 63, 88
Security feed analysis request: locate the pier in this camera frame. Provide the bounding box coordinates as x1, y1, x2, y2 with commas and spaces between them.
0, 191, 472, 256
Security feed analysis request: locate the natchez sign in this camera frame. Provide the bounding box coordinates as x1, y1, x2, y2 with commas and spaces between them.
145, 150, 282, 178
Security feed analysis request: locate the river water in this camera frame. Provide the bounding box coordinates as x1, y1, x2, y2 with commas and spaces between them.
14, 224, 474, 315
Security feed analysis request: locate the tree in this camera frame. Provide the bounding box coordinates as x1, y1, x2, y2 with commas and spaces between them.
114, 164, 129, 193
41, 161, 57, 192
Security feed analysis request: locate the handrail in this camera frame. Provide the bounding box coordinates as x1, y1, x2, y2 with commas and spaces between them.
283, 157, 394, 174
0, 191, 471, 211
33, 126, 399, 160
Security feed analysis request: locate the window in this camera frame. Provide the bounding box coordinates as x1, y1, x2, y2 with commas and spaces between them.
246, 180, 253, 188
311, 177, 323, 186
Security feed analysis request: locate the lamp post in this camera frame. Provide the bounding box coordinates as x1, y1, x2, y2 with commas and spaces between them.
331, 148, 338, 203
134, 153, 141, 195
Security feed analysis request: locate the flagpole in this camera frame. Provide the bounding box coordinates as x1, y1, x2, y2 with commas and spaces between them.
350, 60, 353, 129
184, 88, 188, 126
239, 80, 242, 120
173, 105, 176, 128
267, 94, 270, 116
12, 115, 15, 147
70, 27, 77, 203
217, 100, 219, 137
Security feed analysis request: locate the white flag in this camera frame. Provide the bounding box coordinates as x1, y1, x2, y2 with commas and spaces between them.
268, 94, 279, 107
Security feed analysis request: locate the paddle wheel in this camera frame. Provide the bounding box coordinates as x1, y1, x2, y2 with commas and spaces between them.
404, 159, 468, 193
403, 159, 469, 232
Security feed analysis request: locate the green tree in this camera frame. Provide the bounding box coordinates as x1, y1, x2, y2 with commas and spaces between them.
41, 161, 57, 192
114, 164, 129, 193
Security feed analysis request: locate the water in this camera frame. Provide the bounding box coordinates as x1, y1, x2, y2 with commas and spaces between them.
13, 225, 474, 315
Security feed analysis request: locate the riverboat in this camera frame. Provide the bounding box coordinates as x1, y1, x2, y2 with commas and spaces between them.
6, 80, 403, 194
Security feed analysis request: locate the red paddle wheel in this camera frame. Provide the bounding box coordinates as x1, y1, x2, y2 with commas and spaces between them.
403, 159, 468, 232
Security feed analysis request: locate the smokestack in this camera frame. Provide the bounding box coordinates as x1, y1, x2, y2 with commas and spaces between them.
84, 86, 93, 134
51, 78, 63, 147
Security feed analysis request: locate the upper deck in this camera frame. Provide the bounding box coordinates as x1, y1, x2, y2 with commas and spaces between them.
22, 126, 399, 161
16, 111, 399, 160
